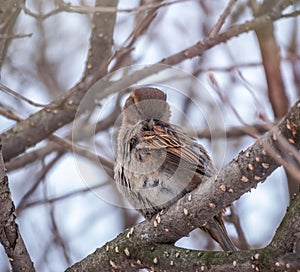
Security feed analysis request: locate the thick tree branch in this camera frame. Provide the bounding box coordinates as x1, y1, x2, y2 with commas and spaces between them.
69, 194, 300, 272
0, 138, 35, 271
254, 0, 289, 118
67, 191, 300, 272
1, 0, 296, 163
82, 0, 118, 78
253, 0, 299, 200
66, 100, 300, 271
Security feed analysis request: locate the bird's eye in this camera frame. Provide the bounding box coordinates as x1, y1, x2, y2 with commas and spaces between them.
129, 136, 138, 151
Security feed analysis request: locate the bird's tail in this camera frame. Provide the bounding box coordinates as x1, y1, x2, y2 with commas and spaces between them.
201, 214, 237, 251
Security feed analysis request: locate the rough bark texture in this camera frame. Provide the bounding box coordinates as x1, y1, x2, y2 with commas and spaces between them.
83, 0, 118, 78
0, 139, 35, 271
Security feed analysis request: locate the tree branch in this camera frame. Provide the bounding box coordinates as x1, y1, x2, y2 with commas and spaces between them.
0, 0, 23, 70
82, 0, 118, 78
254, 0, 289, 119
0, 138, 35, 271
66, 99, 300, 271
66, 193, 299, 271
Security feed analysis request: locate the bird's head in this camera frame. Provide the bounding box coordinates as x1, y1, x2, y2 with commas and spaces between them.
123, 87, 170, 124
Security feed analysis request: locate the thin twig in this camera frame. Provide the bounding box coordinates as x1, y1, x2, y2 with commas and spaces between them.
22, 0, 187, 20
49, 135, 114, 178
194, 123, 268, 139
0, 105, 22, 121
226, 207, 250, 250
16, 153, 64, 214
281, 9, 300, 18
209, 0, 237, 38
0, 82, 46, 107
49, 204, 71, 265
265, 132, 300, 181
23, 180, 110, 209
208, 72, 261, 139
0, 33, 32, 39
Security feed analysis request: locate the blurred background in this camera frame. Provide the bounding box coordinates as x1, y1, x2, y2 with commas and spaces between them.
0, 0, 299, 271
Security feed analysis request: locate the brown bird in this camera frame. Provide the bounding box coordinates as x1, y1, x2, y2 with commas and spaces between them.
114, 87, 236, 251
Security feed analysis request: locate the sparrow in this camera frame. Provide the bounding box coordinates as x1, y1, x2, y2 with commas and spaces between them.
114, 87, 236, 251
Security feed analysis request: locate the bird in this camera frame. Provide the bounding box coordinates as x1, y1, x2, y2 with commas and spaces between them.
114, 87, 236, 251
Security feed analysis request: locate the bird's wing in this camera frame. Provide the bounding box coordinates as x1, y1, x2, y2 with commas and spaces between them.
138, 119, 214, 178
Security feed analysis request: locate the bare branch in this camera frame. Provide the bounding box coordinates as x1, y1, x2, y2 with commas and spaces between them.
83, 0, 118, 78
254, 0, 289, 118
195, 123, 268, 139
209, 0, 237, 38
0, 0, 22, 69
16, 152, 63, 214
0, 82, 46, 107
226, 207, 250, 250
162, 0, 296, 66
20, 179, 111, 210
49, 135, 114, 178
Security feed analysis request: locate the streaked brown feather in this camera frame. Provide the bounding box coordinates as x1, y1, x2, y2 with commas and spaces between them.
139, 119, 213, 180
